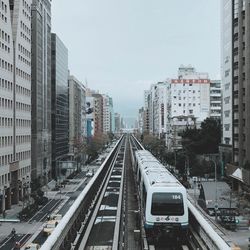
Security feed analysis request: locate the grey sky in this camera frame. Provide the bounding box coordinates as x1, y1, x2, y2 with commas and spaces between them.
52, 0, 220, 119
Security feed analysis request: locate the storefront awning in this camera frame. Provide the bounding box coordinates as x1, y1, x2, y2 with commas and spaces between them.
230, 168, 243, 182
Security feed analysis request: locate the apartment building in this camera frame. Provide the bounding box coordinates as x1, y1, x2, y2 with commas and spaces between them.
210, 80, 222, 119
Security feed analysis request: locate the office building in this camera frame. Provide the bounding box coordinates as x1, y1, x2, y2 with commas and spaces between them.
51, 33, 69, 179
31, 0, 52, 184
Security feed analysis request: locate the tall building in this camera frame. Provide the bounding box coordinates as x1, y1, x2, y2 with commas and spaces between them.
68, 75, 86, 157
109, 97, 115, 133
31, 0, 52, 184
148, 84, 156, 134
168, 68, 210, 150
221, 0, 233, 146
143, 90, 150, 133
152, 82, 170, 138
172, 66, 210, 122
137, 109, 143, 133
92, 93, 103, 136
231, 0, 250, 172
210, 80, 222, 119
102, 94, 111, 134
220, 0, 233, 172
86, 96, 95, 138
114, 112, 121, 133
0, 0, 32, 212
51, 33, 69, 179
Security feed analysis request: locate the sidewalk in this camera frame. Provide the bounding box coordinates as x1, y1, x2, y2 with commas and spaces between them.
0, 202, 23, 221
187, 187, 250, 250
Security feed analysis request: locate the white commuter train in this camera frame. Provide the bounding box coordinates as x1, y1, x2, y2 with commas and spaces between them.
134, 150, 188, 237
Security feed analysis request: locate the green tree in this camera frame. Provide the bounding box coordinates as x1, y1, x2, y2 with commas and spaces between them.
182, 118, 221, 155
181, 118, 221, 176
142, 134, 165, 158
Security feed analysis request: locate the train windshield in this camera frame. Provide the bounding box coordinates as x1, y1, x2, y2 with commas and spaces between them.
151, 192, 184, 216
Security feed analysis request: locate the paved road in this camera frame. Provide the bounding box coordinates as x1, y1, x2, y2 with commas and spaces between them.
31, 199, 61, 222
33, 174, 91, 246
0, 233, 31, 250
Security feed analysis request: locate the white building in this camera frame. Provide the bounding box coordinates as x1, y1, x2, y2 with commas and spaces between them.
168, 66, 210, 150
210, 80, 222, 119
221, 0, 232, 146
143, 66, 218, 151
0, 0, 32, 211
102, 94, 111, 134
152, 82, 171, 138
137, 108, 144, 133
171, 66, 210, 123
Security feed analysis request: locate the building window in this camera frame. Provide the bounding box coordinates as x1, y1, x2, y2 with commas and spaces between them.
224, 124, 230, 131
225, 83, 230, 90
224, 97, 230, 104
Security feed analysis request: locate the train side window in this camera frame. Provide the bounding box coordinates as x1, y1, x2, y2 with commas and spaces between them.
138, 169, 141, 182
142, 184, 147, 209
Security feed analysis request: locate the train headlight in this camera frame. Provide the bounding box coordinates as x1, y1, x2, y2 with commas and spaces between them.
156, 217, 160, 222
175, 218, 179, 222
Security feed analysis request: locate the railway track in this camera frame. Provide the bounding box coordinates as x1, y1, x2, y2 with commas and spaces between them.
77, 137, 126, 249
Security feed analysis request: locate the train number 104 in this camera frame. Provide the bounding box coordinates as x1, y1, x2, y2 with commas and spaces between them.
172, 194, 181, 200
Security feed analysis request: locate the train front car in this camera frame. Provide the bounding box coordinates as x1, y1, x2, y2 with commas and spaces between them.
145, 180, 188, 238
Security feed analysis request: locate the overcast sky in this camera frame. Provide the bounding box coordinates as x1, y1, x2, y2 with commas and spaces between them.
52, 0, 220, 121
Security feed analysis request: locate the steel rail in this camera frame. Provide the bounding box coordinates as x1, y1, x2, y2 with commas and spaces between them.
77, 138, 125, 249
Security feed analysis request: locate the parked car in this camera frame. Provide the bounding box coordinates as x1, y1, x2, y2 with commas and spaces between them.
24, 243, 40, 249
48, 213, 62, 221
86, 171, 93, 177
43, 220, 59, 236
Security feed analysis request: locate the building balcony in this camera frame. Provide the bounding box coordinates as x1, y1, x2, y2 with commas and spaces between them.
210, 93, 221, 97
211, 106, 221, 110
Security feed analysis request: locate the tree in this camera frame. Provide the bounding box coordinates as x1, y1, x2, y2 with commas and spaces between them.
142, 134, 165, 158
182, 118, 221, 155
181, 118, 221, 176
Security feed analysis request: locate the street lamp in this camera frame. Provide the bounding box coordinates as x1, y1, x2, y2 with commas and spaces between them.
204, 155, 218, 221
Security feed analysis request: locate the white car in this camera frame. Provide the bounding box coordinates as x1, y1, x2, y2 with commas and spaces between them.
24, 243, 40, 249
49, 213, 62, 221
43, 220, 59, 236
86, 171, 93, 177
